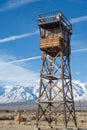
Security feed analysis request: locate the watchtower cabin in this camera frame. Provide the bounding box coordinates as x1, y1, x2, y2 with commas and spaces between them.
38, 11, 72, 57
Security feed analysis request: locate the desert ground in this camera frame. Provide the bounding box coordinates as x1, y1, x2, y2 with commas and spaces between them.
0, 103, 87, 130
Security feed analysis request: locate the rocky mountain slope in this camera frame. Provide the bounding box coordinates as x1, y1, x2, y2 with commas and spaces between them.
0, 80, 87, 104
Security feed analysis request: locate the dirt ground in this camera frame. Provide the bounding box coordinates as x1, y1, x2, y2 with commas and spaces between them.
0, 111, 87, 130
0, 124, 36, 130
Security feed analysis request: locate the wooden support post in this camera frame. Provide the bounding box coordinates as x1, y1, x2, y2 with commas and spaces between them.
18, 111, 21, 124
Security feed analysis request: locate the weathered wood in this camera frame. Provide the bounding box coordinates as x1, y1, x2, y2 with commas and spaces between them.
40, 36, 69, 57
37, 10, 76, 129
38, 15, 57, 20
40, 36, 60, 49
39, 100, 64, 103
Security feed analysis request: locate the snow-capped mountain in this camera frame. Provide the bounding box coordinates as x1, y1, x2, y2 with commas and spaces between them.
0, 80, 87, 104
72, 80, 87, 101
0, 85, 39, 104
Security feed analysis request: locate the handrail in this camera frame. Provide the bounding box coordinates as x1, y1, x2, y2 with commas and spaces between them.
38, 10, 72, 32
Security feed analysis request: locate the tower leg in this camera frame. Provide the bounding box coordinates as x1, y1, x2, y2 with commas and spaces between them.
37, 52, 77, 129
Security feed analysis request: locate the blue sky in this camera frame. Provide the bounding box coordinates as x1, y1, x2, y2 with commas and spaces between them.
0, 0, 87, 86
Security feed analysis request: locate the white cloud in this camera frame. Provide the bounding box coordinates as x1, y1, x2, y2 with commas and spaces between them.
0, 0, 40, 12
9, 56, 41, 63
70, 15, 87, 24
72, 48, 87, 53
0, 48, 85, 67
0, 55, 39, 87
0, 46, 87, 86
0, 15, 87, 44
0, 30, 39, 43
6, 48, 87, 64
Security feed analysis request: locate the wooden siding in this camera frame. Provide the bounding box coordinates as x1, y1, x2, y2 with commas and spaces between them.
40, 36, 61, 50
40, 36, 70, 57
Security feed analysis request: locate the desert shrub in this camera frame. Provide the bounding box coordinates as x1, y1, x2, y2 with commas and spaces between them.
0, 116, 14, 120
30, 116, 36, 120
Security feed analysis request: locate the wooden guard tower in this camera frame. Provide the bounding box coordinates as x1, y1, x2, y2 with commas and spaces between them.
37, 11, 77, 129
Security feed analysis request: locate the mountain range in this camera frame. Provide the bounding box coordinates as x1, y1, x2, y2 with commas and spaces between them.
0, 80, 87, 104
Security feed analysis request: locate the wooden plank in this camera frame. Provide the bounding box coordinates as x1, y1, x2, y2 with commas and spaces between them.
40, 36, 61, 49
38, 15, 57, 20
40, 36, 69, 57
40, 44, 59, 46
